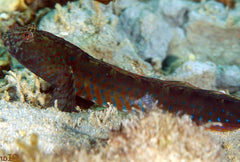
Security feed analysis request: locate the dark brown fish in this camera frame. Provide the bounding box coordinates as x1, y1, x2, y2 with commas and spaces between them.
94, 0, 115, 5
2, 25, 240, 131
192, 0, 235, 8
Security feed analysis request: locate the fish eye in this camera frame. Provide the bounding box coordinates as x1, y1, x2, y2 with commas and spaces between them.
22, 32, 33, 41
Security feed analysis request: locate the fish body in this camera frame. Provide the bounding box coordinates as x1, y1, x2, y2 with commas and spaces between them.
94, 0, 115, 5
192, 0, 235, 9
2, 25, 240, 131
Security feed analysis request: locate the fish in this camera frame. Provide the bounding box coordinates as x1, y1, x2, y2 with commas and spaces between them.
1, 25, 240, 131
192, 0, 235, 9
94, 0, 115, 5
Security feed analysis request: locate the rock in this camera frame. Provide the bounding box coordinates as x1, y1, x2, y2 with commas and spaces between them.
113, 39, 153, 75
0, 99, 122, 154
216, 65, 240, 92
186, 21, 240, 65
165, 61, 217, 90
168, 0, 240, 66
0, 0, 27, 12
160, 0, 190, 27
39, 1, 153, 75
118, 2, 173, 68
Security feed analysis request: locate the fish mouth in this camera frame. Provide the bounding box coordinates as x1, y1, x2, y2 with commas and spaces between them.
1, 32, 7, 42
1, 32, 10, 48
1, 31, 21, 56
1, 31, 14, 51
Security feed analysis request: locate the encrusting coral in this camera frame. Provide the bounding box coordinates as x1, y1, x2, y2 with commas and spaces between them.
0, 70, 50, 108
13, 109, 222, 162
